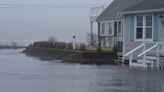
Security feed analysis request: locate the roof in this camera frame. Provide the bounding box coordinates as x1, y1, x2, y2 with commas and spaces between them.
123, 0, 164, 13
97, 0, 143, 21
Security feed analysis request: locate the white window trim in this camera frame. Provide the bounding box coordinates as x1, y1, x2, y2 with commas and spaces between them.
107, 22, 114, 36
134, 14, 154, 42
100, 21, 114, 36
100, 23, 105, 36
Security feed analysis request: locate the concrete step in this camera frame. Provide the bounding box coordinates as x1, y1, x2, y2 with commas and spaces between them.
137, 59, 151, 64
144, 56, 157, 60
130, 62, 145, 68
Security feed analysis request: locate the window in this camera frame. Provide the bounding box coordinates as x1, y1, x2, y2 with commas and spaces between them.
118, 21, 122, 34
108, 23, 112, 35
135, 15, 153, 41
101, 23, 105, 35
145, 15, 152, 39
136, 16, 143, 39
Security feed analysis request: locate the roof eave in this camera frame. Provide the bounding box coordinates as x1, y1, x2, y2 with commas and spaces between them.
120, 8, 164, 15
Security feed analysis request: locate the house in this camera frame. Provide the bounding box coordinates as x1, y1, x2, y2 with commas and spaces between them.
120, 0, 164, 68
96, 0, 143, 51
96, 0, 164, 68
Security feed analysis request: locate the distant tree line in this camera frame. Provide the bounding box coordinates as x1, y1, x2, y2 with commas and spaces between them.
30, 36, 86, 51
0, 42, 26, 49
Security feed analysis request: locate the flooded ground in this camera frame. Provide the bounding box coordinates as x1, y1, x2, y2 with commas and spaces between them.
0, 49, 164, 92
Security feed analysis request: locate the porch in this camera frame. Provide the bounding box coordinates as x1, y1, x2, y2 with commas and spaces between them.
124, 42, 164, 69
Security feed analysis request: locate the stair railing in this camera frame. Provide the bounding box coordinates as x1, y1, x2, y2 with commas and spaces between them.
137, 42, 159, 68
138, 43, 158, 57
124, 43, 144, 66
137, 42, 163, 69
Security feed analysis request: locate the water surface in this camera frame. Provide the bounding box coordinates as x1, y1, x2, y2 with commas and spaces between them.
0, 49, 164, 92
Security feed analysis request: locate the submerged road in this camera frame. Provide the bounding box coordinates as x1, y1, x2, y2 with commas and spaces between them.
0, 49, 164, 92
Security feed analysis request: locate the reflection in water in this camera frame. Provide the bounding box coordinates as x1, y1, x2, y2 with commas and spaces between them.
0, 49, 164, 92
24, 52, 60, 61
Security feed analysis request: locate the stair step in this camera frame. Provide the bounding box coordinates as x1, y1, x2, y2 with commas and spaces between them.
137, 59, 151, 63
144, 56, 157, 60
130, 62, 145, 68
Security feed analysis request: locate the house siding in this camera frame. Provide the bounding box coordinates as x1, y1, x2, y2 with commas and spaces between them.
157, 14, 164, 54
124, 16, 142, 60
124, 13, 164, 60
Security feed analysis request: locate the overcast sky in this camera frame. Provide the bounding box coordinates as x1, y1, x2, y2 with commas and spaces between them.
0, 0, 112, 44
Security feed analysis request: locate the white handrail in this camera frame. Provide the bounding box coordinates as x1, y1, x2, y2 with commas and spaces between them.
124, 43, 144, 57
138, 43, 158, 57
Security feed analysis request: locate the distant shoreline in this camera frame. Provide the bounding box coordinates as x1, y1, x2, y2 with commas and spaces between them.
0, 46, 26, 49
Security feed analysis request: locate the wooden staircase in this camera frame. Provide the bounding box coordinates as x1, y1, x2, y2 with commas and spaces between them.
124, 42, 163, 69
131, 56, 157, 68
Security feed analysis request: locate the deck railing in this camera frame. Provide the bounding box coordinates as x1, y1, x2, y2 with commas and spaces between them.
90, 6, 105, 22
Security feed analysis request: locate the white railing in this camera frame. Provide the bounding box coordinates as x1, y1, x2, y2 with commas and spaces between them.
124, 42, 164, 69
124, 43, 144, 57
90, 6, 104, 17
90, 6, 105, 22
138, 43, 158, 57
124, 43, 144, 66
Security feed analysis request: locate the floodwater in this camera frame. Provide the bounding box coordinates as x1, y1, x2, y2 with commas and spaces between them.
0, 49, 164, 92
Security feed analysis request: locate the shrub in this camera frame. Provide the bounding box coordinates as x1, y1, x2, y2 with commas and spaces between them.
80, 43, 86, 51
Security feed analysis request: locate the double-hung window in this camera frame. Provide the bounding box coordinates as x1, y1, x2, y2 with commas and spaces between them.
101, 23, 105, 35
145, 15, 153, 39
118, 21, 122, 35
135, 15, 153, 41
108, 23, 112, 35
136, 16, 143, 39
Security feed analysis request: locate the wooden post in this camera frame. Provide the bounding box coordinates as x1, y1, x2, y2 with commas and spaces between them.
98, 22, 101, 50
143, 43, 146, 68
156, 43, 160, 69
90, 21, 94, 47
122, 18, 125, 63
129, 53, 133, 66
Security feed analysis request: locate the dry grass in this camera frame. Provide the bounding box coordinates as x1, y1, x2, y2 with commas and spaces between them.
85, 47, 113, 51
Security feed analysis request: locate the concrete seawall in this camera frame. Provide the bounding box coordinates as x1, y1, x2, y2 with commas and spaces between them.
23, 47, 117, 64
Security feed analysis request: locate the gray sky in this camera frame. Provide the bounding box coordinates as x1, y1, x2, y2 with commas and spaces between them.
0, 0, 112, 44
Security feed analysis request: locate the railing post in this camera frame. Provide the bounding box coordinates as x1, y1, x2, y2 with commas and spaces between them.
143, 42, 146, 68
129, 53, 133, 66
156, 43, 160, 69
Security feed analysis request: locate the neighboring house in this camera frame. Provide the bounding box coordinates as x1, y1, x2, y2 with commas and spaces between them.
96, 0, 143, 50
120, 0, 164, 68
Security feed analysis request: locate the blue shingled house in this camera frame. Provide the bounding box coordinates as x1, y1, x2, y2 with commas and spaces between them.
97, 0, 164, 68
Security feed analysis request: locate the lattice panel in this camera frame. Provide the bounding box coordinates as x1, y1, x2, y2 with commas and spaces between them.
159, 57, 164, 69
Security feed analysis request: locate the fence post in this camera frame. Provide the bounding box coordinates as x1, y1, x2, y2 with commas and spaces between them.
129, 53, 133, 66
143, 42, 146, 68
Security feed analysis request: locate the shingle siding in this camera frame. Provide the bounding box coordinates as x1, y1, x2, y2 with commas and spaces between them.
97, 0, 143, 21
123, 0, 164, 12
124, 16, 142, 60
124, 14, 164, 60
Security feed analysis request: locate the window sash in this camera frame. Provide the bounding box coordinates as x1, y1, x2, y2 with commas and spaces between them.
118, 21, 122, 34
101, 23, 105, 34
108, 23, 112, 35
135, 15, 153, 41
